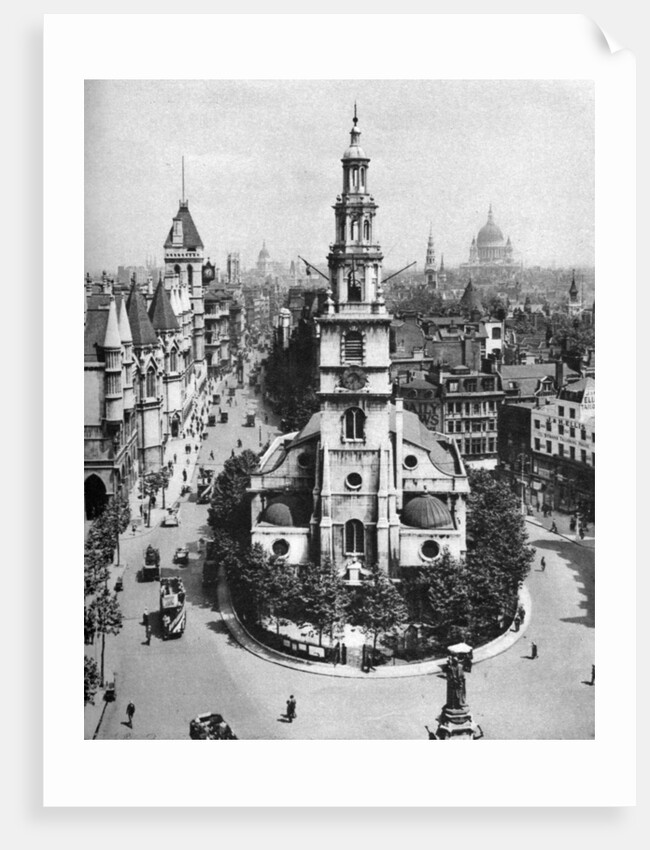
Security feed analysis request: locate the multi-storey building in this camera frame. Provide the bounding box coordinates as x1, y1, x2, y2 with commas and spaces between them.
249, 111, 469, 579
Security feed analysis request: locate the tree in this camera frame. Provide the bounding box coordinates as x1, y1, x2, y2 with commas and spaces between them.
295, 559, 347, 645
90, 587, 124, 685
95, 496, 131, 565
466, 469, 535, 617
347, 564, 408, 652
208, 449, 259, 541
265, 558, 300, 633
142, 469, 171, 511
84, 656, 100, 705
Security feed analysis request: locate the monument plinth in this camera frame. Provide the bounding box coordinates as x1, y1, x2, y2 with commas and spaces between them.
432, 656, 482, 740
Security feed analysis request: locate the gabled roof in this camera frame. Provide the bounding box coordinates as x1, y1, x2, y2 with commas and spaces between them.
148, 280, 180, 331
164, 201, 204, 250
126, 283, 158, 347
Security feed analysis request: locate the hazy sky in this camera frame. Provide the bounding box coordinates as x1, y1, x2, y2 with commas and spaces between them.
85, 80, 594, 273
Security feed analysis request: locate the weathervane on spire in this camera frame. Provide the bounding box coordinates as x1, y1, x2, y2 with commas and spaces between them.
353, 102, 358, 126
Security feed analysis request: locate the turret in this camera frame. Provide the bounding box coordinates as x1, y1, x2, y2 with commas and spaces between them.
103, 296, 124, 424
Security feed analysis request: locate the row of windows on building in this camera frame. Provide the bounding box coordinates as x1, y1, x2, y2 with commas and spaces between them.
534, 419, 594, 442
461, 437, 496, 456
447, 378, 497, 393
533, 438, 595, 465
447, 419, 497, 434
447, 400, 499, 416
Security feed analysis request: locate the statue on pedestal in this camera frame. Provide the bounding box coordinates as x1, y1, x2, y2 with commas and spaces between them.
446, 655, 467, 710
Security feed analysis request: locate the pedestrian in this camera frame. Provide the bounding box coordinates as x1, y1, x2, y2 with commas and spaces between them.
186, 458, 190, 466
540, 556, 546, 571
174, 453, 177, 464
513, 614, 521, 632
590, 664, 595, 686
210, 450, 214, 461
286, 695, 297, 722
182, 469, 187, 482
265, 414, 269, 424
139, 503, 143, 516
530, 641, 538, 660
132, 522, 137, 535
142, 608, 149, 626
237, 438, 242, 448
126, 702, 135, 727
579, 526, 585, 540
195, 444, 199, 453
231, 449, 235, 457
551, 521, 558, 534
145, 624, 152, 645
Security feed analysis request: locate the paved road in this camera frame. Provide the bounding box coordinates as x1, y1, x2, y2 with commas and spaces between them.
88, 359, 594, 741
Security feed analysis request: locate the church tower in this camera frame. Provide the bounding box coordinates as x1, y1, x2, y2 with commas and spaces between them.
317, 108, 397, 571
568, 269, 581, 317
424, 225, 438, 289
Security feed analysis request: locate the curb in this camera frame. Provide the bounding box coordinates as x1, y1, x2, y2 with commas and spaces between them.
216, 567, 532, 680
526, 517, 595, 549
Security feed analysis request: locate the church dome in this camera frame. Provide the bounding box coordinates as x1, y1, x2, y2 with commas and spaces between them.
402, 495, 453, 529
477, 206, 505, 248
258, 242, 270, 261
260, 496, 310, 527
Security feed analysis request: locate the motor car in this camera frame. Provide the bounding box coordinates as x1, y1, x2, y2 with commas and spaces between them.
174, 546, 189, 565
162, 511, 180, 527
189, 712, 237, 740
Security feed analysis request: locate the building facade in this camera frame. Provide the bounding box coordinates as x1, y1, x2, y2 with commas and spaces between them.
249, 112, 469, 580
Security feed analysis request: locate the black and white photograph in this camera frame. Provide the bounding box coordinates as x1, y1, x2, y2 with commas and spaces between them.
83, 78, 596, 743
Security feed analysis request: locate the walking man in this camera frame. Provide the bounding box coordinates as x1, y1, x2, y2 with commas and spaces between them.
126, 702, 135, 728
590, 664, 595, 686
145, 624, 152, 645
540, 556, 546, 571
286, 695, 297, 723
210, 450, 214, 461
530, 641, 538, 660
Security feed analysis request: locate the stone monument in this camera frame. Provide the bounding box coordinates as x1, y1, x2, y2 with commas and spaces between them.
433, 655, 482, 740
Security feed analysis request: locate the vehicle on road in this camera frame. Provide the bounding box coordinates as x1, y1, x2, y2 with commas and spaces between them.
189, 712, 237, 740
208, 414, 216, 426
202, 559, 218, 589
141, 545, 160, 582
174, 546, 189, 565
162, 509, 180, 527
160, 576, 186, 639
212, 393, 221, 405
220, 411, 228, 423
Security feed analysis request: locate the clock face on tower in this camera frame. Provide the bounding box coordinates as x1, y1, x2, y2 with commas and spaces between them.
341, 367, 367, 391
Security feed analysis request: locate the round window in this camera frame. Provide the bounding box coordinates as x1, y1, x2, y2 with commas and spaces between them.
403, 454, 418, 470
272, 539, 290, 557
420, 540, 440, 561
346, 472, 362, 490
297, 451, 312, 469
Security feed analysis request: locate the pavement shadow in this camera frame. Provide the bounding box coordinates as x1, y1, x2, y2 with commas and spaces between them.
205, 618, 245, 650
533, 538, 594, 629
277, 715, 292, 723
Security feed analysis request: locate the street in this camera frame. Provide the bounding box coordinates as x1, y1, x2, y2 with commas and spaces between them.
86, 358, 594, 741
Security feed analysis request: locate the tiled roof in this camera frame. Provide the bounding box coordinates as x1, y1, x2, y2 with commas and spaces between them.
163, 202, 204, 250
126, 283, 159, 347
84, 310, 109, 362
148, 280, 180, 331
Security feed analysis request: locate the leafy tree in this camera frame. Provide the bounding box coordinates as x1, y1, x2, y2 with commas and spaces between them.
295, 559, 347, 645
347, 564, 408, 651
84, 605, 96, 644
208, 449, 259, 541
90, 587, 124, 685
141, 469, 171, 509
84, 656, 100, 706
266, 558, 300, 633
466, 469, 534, 615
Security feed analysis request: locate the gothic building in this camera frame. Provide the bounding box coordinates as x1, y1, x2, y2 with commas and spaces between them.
249, 111, 469, 579
84, 192, 209, 517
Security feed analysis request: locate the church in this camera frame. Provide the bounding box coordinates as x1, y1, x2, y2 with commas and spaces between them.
249, 111, 469, 579
460, 205, 521, 282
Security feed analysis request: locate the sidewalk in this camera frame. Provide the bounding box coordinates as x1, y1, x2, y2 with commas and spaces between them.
216, 564, 533, 680
527, 511, 595, 550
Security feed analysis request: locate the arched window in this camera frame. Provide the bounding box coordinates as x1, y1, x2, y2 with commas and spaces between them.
187, 265, 193, 287
359, 167, 365, 190
345, 519, 365, 555
169, 349, 177, 372
344, 407, 365, 441
146, 369, 156, 398
347, 270, 362, 302
350, 219, 359, 241
174, 264, 181, 276
363, 220, 370, 241
344, 330, 363, 363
